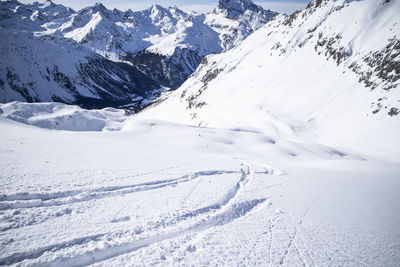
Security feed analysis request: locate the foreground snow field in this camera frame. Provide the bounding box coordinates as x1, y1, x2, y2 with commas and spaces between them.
0, 112, 399, 266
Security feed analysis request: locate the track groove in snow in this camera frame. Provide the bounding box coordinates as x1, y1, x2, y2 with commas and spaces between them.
43, 199, 268, 267
0, 163, 283, 212
0, 163, 274, 266
0, 170, 238, 210
0, 233, 105, 266
279, 197, 318, 265
175, 163, 256, 222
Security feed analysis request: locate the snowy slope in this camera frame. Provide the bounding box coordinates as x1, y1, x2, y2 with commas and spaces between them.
0, 110, 399, 266
137, 0, 400, 161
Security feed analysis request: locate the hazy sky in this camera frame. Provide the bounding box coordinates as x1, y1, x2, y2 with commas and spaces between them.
18, 0, 310, 14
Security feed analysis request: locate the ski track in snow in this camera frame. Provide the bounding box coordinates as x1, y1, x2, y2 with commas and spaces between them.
44, 199, 268, 267
0, 163, 280, 266
0, 170, 238, 210
278, 197, 318, 266
0, 164, 283, 211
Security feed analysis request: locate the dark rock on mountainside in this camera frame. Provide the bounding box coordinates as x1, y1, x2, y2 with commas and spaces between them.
128, 47, 204, 89
76, 57, 161, 109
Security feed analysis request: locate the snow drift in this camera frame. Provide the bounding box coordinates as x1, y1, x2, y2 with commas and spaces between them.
0, 101, 127, 131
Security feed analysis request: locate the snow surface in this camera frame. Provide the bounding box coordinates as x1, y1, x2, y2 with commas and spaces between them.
0, 102, 127, 131
0, 0, 399, 266
0, 112, 399, 266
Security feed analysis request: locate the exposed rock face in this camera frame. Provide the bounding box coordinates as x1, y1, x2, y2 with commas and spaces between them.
128, 47, 204, 89
76, 57, 161, 109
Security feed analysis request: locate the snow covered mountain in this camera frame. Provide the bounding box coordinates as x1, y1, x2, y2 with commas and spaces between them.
0, 28, 162, 109
0, 1, 163, 109
43, 0, 276, 88
0, 0, 277, 106
0, 0, 74, 31
205, 0, 278, 50
137, 0, 400, 161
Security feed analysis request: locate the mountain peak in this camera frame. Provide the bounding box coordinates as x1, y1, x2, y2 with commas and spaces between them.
84, 2, 106, 13
93, 2, 106, 10
147, 4, 173, 19
78, 2, 108, 15
5, 0, 21, 4
150, 4, 166, 12
216, 0, 263, 18
41, 0, 61, 9
218, 0, 254, 6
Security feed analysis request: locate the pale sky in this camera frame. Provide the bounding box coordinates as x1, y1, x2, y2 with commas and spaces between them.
17, 0, 309, 14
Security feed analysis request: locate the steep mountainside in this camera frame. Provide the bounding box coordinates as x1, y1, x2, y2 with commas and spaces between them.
137, 0, 400, 161
0, 1, 164, 108
0, 29, 160, 109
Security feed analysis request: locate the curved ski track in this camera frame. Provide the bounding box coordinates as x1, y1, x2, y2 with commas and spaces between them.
0, 163, 283, 266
